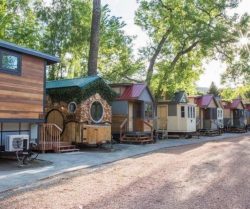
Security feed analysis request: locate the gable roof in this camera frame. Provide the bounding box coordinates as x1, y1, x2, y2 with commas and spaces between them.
46, 76, 100, 89
172, 91, 188, 103
0, 40, 59, 65
222, 99, 246, 109
195, 95, 219, 108
215, 96, 224, 109
230, 99, 245, 109
113, 83, 154, 102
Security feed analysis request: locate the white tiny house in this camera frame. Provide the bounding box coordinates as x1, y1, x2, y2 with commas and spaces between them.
157, 91, 196, 136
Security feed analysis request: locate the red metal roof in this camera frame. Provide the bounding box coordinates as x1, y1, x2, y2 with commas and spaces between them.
230, 99, 241, 109
118, 84, 146, 100
222, 99, 245, 109
195, 95, 215, 108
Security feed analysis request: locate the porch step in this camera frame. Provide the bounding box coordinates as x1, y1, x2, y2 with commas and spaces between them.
226, 128, 247, 133
121, 132, 153, 144
59, 142, 79, 153
59, 148, 80, 153
199, 129, 220, 137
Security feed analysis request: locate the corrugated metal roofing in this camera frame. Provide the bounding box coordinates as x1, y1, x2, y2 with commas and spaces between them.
230, 99, 242, 109
46, 76, 100, 89
0, 40, 59, 64
195, 95, 216, 108
118, 84, 146, 100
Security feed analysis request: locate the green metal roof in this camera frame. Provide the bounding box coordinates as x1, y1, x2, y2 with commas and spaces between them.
46, 76, 101, 89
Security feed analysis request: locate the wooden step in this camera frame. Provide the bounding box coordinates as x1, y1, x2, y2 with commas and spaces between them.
199, 129, 220, 137
59, 148, 80, 153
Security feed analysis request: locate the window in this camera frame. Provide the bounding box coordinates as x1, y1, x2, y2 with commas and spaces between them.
193, 107, 195, 118
145, 103, 153, 118
68, 102, 77, 113
188, 106, 190, 118
0, 50, 21, 75
90, 101, 103, 123
168, 104, 177, 116
181, 106, 185, 118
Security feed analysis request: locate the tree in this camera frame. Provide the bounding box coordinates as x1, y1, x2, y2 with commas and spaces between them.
208, 82, 219, 96
0, 0, 41, 48
135, 0, 249, 98
220, 85, 250, 101
88, 0, 101, 76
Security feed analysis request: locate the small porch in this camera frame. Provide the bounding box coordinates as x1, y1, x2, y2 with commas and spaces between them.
114, 101, 154, 143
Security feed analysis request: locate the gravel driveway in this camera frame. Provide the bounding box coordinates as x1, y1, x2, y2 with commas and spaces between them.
0, 135, 249, 209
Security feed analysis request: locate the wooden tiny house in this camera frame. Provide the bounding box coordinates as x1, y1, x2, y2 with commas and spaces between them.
110, 83, 155, 143
0, 40, 59, 152
190, 95, 223, 135
45, 76, 115, 147
222, 99, 246, 130
157, 91, 197, 137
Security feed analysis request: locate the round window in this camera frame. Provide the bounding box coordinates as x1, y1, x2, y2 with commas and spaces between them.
68, 102, 77, 113
90, 101, 103, 123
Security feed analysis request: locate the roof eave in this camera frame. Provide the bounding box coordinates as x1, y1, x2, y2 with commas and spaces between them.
0, 40, 60, 64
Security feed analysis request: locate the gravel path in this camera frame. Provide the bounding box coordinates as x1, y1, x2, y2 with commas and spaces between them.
0, 135, 249, 209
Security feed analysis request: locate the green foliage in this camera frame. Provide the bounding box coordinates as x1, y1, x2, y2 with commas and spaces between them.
135, 0, 249, 98
208, 82, 220, 96
47, 79, 117, 104
221, 15, 250, 85
0, 0, 41, 48
0, 0, 135, 82
220, 85, 250, 101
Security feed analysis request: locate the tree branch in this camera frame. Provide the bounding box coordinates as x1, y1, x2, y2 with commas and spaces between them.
146, 28, 172, 85
155, 40, 200, 97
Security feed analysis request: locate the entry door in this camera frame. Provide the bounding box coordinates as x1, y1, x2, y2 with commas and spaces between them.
128, 102, 133, 131
133, 102, 143, 131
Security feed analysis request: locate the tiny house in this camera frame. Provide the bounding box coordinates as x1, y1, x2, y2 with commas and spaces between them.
246, 104, 250, 128
0, 40, 59, 152
110, 83, 155, 143
191, 95, 222, 131
222, 99, 246, 129
45, 76, 115, 149
157, 91, 196, 136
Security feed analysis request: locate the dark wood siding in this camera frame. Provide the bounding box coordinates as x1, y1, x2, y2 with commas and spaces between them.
0, 54, 45, 120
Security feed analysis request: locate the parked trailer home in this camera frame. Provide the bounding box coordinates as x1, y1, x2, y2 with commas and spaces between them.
45, 76, 115, 152
222, 99, 247, 132
157, 91, 197, 138
189, 95, 222, 136
0, 40, 59, 154
110, 83, 155, 143
246, 104, 250, 129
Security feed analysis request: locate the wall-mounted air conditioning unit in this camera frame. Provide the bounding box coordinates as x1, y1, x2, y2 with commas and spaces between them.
5, 135, 29, 152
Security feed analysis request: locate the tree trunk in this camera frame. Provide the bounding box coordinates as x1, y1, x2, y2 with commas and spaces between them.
146, 29, 171, 86
88, 0, 101, 76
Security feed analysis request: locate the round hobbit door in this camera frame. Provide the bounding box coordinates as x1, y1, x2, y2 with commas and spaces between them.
90, 101, 103, 123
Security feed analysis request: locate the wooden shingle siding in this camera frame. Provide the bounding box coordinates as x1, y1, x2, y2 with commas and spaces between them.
0, 54, 45, 120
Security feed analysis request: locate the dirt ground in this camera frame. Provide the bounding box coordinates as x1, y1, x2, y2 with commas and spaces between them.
0, 135, 249, 209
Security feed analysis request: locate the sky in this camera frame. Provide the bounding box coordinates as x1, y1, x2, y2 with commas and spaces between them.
102, 0, 250, 88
